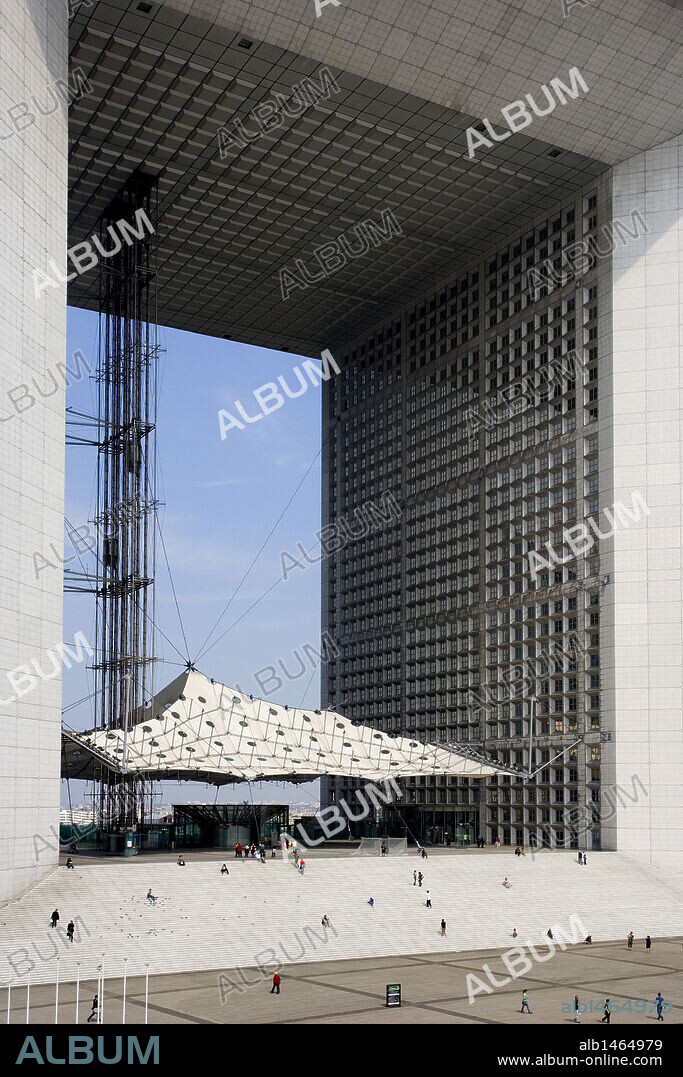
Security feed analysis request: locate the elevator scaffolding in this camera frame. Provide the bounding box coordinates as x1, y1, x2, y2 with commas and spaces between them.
78, 172, 160, 831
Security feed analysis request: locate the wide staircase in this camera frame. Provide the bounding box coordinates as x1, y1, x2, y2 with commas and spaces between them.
1, 851, 681, 985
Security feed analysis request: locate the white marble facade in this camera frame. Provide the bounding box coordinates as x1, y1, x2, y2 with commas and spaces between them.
601, 133, 683, 870
0, 0, 67, 905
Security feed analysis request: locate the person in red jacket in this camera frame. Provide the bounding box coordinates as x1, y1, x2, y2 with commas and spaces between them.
270, 972, 281, 995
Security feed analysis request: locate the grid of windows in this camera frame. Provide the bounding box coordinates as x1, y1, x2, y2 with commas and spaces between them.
321, 189, 604, 850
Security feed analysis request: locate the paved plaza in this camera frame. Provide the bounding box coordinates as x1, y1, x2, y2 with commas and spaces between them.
7, 936, 681, 1025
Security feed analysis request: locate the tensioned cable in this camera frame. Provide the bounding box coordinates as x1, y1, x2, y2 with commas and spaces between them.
297, 658, 320, 709
154, 506, 191, 661
64, 514, 190, 667
193, 430, 331, 665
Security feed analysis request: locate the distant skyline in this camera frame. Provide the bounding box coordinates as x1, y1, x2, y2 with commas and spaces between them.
61, 305, 326, 810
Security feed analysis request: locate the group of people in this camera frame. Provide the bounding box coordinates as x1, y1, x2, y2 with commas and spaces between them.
513, 846, 526, 857
570, 991, 665, 1023
412, 870, 424, 886
49, 908, 76, 942
577, 851, 589, 865
234, 842, 272, 861
627, 932, 652, 952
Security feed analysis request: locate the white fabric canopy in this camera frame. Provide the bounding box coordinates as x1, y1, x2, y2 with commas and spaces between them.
63, 670, 508, 784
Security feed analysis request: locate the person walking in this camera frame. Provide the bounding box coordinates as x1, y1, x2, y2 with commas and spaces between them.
65, 857, 74, 870
425, 890, 432, 908
421, 846, 428, 859
547, 928, 554, 940
299, 858, 305, 875
220, 863, 229, 875
520, 990, 532, 1014
413, 870, 417, 886
146, 888, 156, 904
270, 972, 281, 995
573, 994, 581, 1023
235, 843, 241, 858
381, 841, 387, 856
582, 852, 587, 866
50, 908, 59, 929
417, 872, 423, 887
502, 877, 511, 888
66, 919, 75, 943
511, 928, 518, 938
87, 994, 98, 1022
627, 932, 634, 950
655, 992, 664, 1021
646, 935, 652, 953
321, 915, 331, 929
271, 843, 277, 858
601, 999, 611, 1024
440, 919, 446, 937
578, 850, 583, 864
367, 897, 375, 908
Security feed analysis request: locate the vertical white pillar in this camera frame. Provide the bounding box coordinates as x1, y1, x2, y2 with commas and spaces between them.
0, 0, 68, 906
601, 134, 683, 869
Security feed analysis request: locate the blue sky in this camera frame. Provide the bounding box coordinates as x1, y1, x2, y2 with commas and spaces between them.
61, 305, 325, 811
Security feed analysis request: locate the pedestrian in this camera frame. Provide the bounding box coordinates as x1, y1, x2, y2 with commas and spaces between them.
584, 935, 592, 944
87, 994, 98, 1022
547, 928, 554, 940
177, 854, 185, 866
367, 897, 374, 908
66, 919, 75, 943
321, 915, 331, 929
425, 890, 432, 908
270, 972, 281, 995
582, 852, 587, 866
413, 870, 417, 886
440, 919, 446, 936
511, 928, 518, 938
50, 908, 59, 929
627, 932, 634, 950
221, 863, 229, 875
271, 843, 277, 858
146, 888, 156, 903
381, 841, 387, 856
601, 999, 611, 1024
520, 990, 532, 1014
520, 846, 526, 856
495, 837, 501, 849
418, 872, 423, 887
514, 846, 521, 857
573, 994, 581, 1023
235, 843, 241, 858
421, 846, 428, 859
646, 935, 652, 952
299, 858, 305, 875
65, 857, 74, 870
655, 992, 664, 1021
502, 877, 511, 888
578, 850, 583, 864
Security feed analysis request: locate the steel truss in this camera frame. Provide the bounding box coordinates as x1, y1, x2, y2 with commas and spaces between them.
92, 171, 160, 831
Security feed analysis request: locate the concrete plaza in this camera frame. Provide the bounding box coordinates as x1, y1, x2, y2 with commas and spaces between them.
6, 935, 681, 1025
